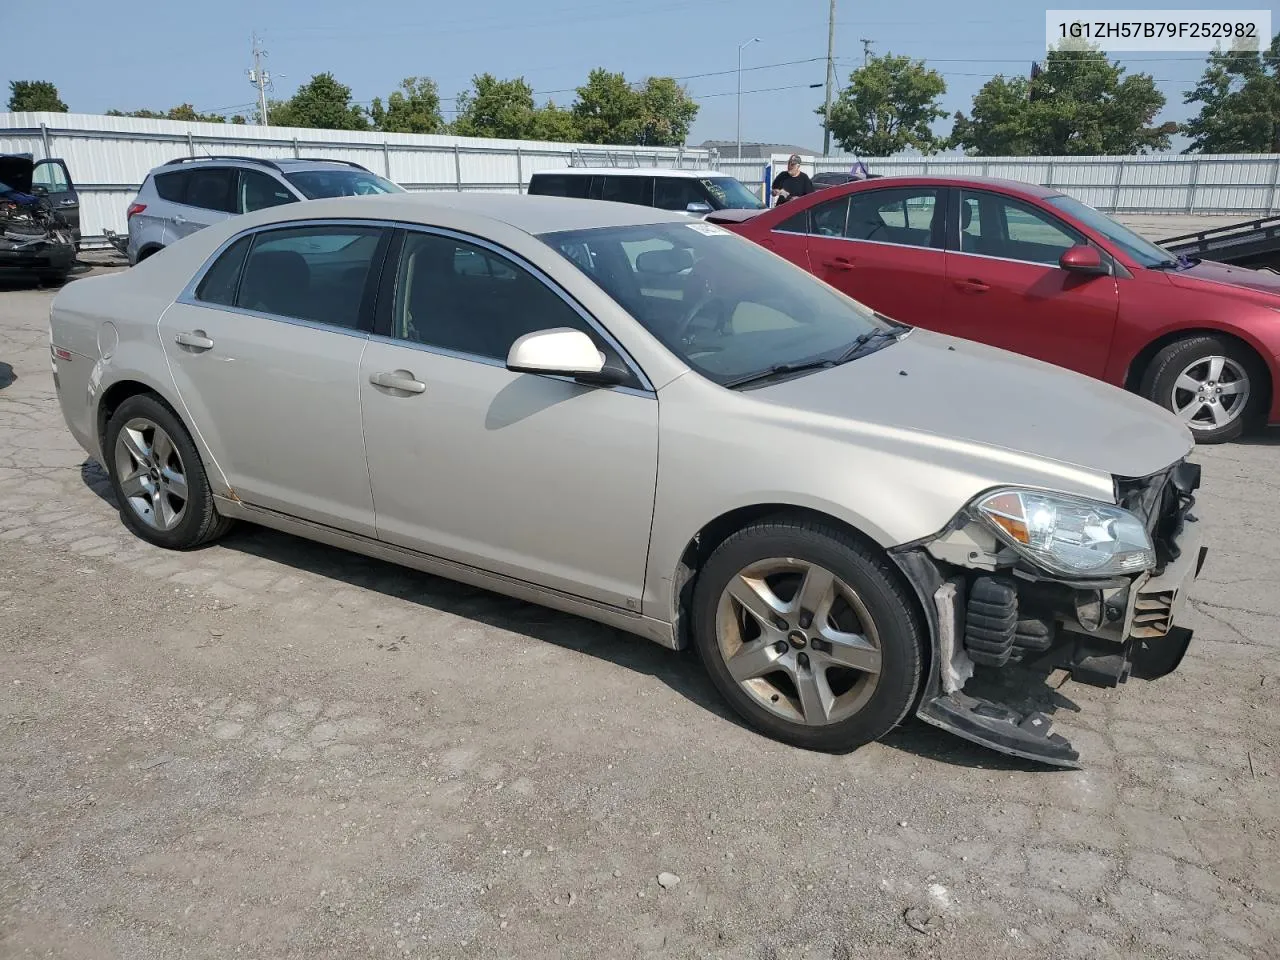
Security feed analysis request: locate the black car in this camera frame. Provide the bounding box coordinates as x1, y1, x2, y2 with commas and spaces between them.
0, 154, 79, 282
812, 171, 883, 190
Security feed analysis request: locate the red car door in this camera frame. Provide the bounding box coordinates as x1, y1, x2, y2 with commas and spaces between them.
794, 185, 950, 325
940, 189, 1119, 377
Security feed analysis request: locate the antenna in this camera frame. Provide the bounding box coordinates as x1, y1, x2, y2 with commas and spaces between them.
247, 33, 271, 125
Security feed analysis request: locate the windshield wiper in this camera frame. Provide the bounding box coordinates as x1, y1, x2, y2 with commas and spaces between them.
723, 359, 836, 390
834, 326, 905, 363
1151, 254, 1198, 271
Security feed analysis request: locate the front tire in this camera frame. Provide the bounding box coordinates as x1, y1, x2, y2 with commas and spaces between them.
104, 394, 233, 549
691, 517, 924, 752
1140, 335, 1264, 444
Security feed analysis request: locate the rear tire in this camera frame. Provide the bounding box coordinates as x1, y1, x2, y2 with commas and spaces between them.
691, 517, 924, 753
104, 393, 233, 549
1140, 335, 1264, 444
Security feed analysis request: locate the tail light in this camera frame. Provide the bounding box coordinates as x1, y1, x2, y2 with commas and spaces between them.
126, 202, 147, 219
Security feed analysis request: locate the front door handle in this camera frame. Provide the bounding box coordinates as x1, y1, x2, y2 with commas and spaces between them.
175, 330, 214, 350
823, 257, 855, 271
59, 198, 78, 207
954, 278, 990, 293
370, 370, 426, 394
172, 214, 188, 225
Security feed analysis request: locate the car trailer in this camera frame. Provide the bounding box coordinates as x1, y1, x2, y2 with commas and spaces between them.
1160, 214, 1280, 271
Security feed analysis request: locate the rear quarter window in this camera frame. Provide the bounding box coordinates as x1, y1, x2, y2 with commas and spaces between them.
528, 174, 592, 199
194, 234, 253, 305
153, 171, 187, 203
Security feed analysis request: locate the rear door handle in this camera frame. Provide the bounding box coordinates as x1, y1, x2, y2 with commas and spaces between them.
370, 370, 426, 394
823, 257, 855, 271
172, 214, 188, 225
954, 278, 990, 293
175, 331, 214, 350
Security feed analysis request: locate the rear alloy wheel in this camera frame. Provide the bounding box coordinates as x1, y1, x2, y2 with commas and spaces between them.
692, 518, 923, 752
104, 394, 233, 549
1141, 335, 1264, 443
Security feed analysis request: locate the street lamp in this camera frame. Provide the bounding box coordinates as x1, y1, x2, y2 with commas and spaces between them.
737, 37, 761, 161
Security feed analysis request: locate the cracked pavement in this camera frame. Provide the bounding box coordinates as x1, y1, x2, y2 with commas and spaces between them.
1, 269, 1278, 959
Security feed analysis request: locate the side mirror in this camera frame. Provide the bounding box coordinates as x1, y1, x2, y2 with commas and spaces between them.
31, 184, 49, 196
1059, 244, 1109, 276
506, 328, 628, 386
686, 201, 712, 214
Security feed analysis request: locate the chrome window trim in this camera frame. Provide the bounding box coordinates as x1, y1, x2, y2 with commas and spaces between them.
176, 217, 656, 395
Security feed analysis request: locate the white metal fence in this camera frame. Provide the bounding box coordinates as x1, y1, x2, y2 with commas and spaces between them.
0, 112, 712, 246
719, 152, 1280, 217
5, 111, 1280, 247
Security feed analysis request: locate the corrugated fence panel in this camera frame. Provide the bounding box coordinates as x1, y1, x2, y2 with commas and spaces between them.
6, 112, 1280, 243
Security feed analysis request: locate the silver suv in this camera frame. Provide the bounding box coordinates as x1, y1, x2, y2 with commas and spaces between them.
124, 156, 403, 264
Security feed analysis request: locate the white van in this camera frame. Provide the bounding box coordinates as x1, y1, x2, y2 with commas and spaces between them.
526, 167, 764, 215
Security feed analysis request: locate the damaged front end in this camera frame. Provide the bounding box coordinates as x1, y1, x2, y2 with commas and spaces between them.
0, 183, 75, 279
892, 459, 1206, 768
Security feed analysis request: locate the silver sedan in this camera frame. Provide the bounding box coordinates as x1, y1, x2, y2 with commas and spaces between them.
50, 193, 1206, 766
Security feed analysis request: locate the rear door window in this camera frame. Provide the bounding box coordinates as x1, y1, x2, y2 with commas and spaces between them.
234, 225, 387, 330
182, 168, 236, 213
601, 176, 654, 207
845, 187, 942, 248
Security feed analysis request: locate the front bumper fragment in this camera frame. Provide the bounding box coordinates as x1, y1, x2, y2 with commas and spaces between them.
893, 513, 1208, 769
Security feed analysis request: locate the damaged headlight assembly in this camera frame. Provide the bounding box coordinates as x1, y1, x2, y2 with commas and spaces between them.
973, 488, 1154, 579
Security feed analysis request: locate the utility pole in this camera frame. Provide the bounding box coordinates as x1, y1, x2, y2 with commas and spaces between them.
248, 33, 270, 126
737, 37, 761, 160
822, 0, 836, 156
861, 37, 874, 66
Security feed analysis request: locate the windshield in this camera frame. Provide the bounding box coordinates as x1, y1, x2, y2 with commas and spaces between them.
701, 177, 765, 210
1045, 194, 1172, 267
283, 169, 404, 199
541, 221, 892, 386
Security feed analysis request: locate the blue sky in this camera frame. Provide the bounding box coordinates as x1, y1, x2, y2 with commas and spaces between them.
8, 0, 1275, 152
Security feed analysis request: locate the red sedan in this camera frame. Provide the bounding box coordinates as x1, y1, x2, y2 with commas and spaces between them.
718, 176, 1280, 443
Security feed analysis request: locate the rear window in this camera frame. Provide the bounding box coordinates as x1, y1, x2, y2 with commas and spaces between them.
195, 234, 252, 305
153, 171, 187, 203
528, 174, 592, 199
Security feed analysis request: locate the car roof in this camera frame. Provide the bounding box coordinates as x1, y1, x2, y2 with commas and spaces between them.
839, 174, 1062, 198
147, 156, 371, 176
530, 167, 723, 179
239, 191, 693, 235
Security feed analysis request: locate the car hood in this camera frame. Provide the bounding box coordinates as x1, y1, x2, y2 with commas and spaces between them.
756, 328, 1193, 481
0, 154, 34, 195
1172, 259, 1280, 296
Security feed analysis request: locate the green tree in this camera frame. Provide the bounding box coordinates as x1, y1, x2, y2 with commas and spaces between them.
634, 76, 698, 146
819, 54, 947, 156
8, 80, 68, 112
452, 74, 541, 139
951, 46, 1171, 155
572, 69, 698, 145
572, 69, 641, 143
370, 76, 444, 134
107, 104, 231, 123
529, 102, 580, 142
269, 73, 369, 130
1182, 34, 1280, 152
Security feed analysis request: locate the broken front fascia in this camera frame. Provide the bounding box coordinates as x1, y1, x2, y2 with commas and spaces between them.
890, 469, 1206, 769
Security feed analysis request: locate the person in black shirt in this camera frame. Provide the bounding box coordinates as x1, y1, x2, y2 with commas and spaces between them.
771, 154, 814, 206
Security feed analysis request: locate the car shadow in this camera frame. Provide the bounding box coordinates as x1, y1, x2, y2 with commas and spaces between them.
0, 362, 14, 390
1237, 426, 1280, 446
78, 458, 1075, 770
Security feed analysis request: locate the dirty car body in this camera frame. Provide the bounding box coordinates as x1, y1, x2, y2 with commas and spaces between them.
48, 193, 1205, 766
0, 155, 75, 280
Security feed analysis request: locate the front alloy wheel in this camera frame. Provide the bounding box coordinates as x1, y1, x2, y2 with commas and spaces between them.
716, 558, 883, 726
1141, 334, 1264, 444
1170, 355, 1250, 434
692, 518, 924, 752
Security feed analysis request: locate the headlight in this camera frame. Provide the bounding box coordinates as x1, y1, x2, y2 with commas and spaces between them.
974, 488, 1154, 578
